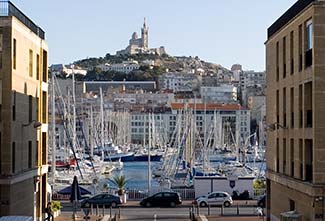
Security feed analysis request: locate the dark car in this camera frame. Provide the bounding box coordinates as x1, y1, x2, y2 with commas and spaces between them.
81, 193, 121, 208
257, 195, 266, 208
140, 191, 182, 207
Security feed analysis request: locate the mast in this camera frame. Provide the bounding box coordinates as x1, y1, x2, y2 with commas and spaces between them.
148, 112, 151, 193
51, 73, 56, 184
90, 105, 94, 158
72, 65, 77, 163
100, 87, 104, 160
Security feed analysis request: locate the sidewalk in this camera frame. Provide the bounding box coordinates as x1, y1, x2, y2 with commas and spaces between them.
197, 215, 265, 221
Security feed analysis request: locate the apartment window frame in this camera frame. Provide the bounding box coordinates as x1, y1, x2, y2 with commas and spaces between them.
290, 87, 294, 128
28, 140, 32, 169
36, 54, 40, 80
283, 138, 287, 174
13, 38, 16, 70
276, 41, 279, 81
283, 87, 287, 128
276, 138, 279, 173
290, 31, 294, 75
283, 36, 286, 79
29, 95, 33, 123
12, 142, 15, 173
298, 24, 303, 71
290, 139, 294, 177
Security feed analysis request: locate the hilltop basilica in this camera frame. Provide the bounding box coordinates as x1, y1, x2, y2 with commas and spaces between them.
116, 18, 166, 56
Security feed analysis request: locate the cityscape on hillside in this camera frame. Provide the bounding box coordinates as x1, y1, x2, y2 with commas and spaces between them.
0, 1, 323, 221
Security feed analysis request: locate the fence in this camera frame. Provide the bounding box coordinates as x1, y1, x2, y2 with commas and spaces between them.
126, 188, 195, 200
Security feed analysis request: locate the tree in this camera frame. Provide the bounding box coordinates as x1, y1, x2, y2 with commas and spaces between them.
109, 174, 129, 195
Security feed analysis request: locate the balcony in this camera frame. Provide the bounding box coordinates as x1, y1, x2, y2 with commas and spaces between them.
0, 1, 45, 39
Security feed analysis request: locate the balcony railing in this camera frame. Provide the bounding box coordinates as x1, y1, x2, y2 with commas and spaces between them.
0, 1, 45, 39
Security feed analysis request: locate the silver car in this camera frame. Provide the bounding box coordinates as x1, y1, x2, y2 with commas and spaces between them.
195, 191, 233, 207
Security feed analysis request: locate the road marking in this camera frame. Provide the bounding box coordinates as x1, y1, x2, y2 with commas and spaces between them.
154, 214, 157, 221
199, 215, 208, 221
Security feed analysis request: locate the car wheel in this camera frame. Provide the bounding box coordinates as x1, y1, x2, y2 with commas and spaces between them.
200, 202, 208, 207
224, 201, 231, 207
170, 202, 176, 207
145, 202, 151, 207
111, 202, 117, 208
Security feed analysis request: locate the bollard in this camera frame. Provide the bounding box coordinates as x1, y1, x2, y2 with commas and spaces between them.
110, 206, 112, 221
90, 203, 93, 215
208, 205, 210, 216
102, 205, 105, 216
237, 204, 239, 215
196, 205, 200, 216
118, 207, 121, 219
96, 204, 99, 216
189, 207, 192, 219
221, 204, 224, 216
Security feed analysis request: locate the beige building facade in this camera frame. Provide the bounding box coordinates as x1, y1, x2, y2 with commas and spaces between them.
0, 2, 48, 221
266, 0, 325, 220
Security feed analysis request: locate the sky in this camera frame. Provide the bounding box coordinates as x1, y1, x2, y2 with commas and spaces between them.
12, 0, 297, 71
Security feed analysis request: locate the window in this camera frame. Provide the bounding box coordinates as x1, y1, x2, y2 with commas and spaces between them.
298, 25, 303, 71
290, 31, 294, 74
306, 19, 313, 50
276, 90, 279, 128
283, 138, 287, 174
13, 91, 16, 121
28, 141, 32, 169
42, 50, 48, 82
283, 37, 286, 78
29, 49, 33, 77
290, 139, 294, 177
276, 41, 279, 81
299, 139, 303, 179
13, 39, 16, 69
283, 88, 286, 127
12, 142, 15, 173
42, 132, 46, 165
299, 85, 303, 128
290, 87, 294, 128
289, 199, 295, 211
36, 54, 40, 80
42, 91, 47, 123
276, 138, 279, 173
29, 95, 33, 122
305, 19, 313, 67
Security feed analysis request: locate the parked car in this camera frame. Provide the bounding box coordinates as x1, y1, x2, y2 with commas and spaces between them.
81, 193, 121, 208
140, 191, 182, 207
257, 195, 266, 208
194, 191, 233, 207
232, 190, 251, 200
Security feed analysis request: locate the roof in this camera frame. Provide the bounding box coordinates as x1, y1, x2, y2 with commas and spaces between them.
267, 0, 315, 39
170, 103, 248, 111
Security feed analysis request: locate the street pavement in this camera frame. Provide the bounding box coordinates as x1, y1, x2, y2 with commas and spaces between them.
57, 200, 263, 221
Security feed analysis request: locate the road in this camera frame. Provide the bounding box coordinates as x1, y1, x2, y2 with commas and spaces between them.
60, 201, 261, 220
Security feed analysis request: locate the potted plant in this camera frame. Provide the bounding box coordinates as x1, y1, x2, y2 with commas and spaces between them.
51, 201, 62, 218
109, 174, 129, 203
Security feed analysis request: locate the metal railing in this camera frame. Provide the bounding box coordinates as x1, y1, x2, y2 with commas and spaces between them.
0, 1, 45, 39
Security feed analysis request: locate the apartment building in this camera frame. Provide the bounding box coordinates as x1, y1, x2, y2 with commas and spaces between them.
266, 0, 325, 220
130, 103, 250, 146
0, 2, 48, 220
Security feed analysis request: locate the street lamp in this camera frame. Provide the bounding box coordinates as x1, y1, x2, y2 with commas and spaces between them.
22, 120, 42, 128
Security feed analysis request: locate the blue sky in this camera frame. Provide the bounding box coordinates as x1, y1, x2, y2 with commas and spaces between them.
12, 0, 296, 71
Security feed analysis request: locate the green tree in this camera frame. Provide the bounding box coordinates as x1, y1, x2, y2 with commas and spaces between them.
109, 175, 129, 195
